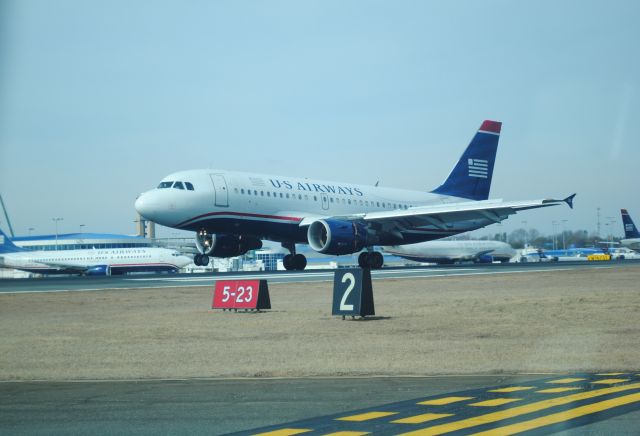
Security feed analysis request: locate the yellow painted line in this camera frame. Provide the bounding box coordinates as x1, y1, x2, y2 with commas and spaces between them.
254, 429, 312, 436
596, 372, 626, 376
488, 387, 534, 393
536, 387, 582, 394
392, 413, 453, 424
469, 398, 521, 407
323, 432, 370, 436
546, 377, 585, 384
398, 382, 640, 435
591, 378, 630, 385
472, 392, 640, 435
418, 397, 474, 405
337, 411, 398, 422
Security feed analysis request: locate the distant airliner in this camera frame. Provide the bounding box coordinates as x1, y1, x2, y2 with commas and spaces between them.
620, 209, 640, 252
0, 228, 191, 275
383, 240, 516, 264
135, 120, 575, 270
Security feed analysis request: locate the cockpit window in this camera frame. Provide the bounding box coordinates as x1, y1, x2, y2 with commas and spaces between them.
173, 181, 185, 190
158, 181, 173, 189
185, 182, 194, 191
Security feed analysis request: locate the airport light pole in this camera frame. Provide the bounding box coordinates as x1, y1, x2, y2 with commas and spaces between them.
521, 221, 528, 248
52, 217, 63, 251
561, 219, 568, 252
552, 221, 558, 250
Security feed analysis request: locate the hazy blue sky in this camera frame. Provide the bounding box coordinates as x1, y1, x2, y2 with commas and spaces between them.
1, 0, 638, 239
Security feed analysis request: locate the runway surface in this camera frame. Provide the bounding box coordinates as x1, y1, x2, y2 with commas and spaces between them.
2, 375, 639, 435
1, 259, 638, 293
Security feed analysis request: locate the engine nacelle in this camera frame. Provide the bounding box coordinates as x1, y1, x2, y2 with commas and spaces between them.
475, 254, 494, 264
307, 219, 369, 255
86, 265, 111, 276
196, 232, 262, 258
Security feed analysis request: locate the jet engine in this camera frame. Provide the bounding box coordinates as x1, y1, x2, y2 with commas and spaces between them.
307, 219, 369, 255
85, 265, 111, 276
195, 231, 262, 258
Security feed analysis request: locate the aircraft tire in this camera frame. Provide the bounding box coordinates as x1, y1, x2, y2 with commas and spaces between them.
283, 254, 294, 270
293, 254, 307, 270
194, 254, 202, 266
201, 255, 210, 266
371, 251, 384, 269
358, 252, 369, 268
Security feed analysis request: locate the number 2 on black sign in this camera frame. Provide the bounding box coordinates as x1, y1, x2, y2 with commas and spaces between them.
340, 273, 355, 311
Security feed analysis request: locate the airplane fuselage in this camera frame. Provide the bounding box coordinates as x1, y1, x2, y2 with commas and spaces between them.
136, 169, 498, 246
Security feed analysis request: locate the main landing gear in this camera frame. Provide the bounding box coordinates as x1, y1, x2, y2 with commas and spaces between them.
358, 251, 384, 269
194, 253, 210, 266
282, 243, 307, 271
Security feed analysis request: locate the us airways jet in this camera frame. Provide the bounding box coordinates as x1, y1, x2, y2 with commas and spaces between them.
135, 120, 575, 270
0, 228, 191, 276
620, 209, 640, 252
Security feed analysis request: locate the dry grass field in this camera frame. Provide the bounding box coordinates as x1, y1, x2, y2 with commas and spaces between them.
1, 266, 638, 380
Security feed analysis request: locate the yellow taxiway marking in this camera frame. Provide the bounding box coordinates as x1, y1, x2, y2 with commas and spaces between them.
472, 392, 640, 435
546, 377, 585, 384
392, 413, 453, 424
536, 387, 582, 394
596, 372, 626, 376
398, 382, 640, 435
254, 429, 312, 436
418, 397, 474, 406
323, 432, 370, 436
470, 398, 522, 407
591, 378, 630, 385
337, 411, 398, 422
488, 387, 534, 393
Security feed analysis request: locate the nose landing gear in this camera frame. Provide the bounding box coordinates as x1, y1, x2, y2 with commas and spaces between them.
194, 254, 210, 266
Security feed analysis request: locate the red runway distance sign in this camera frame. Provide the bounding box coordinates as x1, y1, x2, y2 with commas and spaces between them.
213, 280, 266, 310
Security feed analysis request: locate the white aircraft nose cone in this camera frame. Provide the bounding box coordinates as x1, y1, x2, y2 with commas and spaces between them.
135, 193, 157, 220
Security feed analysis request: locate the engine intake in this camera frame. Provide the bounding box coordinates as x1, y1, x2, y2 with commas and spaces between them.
307, 219, 369, 255
196, 232, 262, 258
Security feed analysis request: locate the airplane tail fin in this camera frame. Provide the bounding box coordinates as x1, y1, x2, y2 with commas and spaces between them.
0, 227, 24, 254
431, 120, 501, 201
621, 209, 640, 238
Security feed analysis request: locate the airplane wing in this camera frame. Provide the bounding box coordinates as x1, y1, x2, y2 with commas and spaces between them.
299, 194, 575, 237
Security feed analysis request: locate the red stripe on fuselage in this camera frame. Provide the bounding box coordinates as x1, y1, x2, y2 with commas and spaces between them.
177, 211, 303, 228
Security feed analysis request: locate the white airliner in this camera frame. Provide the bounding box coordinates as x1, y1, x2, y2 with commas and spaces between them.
383, 240, 516, 264
135, 120, 575, 270
620, 209, 640, 252
0, 228, 192, 276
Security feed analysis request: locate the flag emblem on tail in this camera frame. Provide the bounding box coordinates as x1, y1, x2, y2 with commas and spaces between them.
626, 224, 635, 232
468, 158, 488, 178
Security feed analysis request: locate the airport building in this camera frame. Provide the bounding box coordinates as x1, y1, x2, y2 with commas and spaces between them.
12, 233, 153, 251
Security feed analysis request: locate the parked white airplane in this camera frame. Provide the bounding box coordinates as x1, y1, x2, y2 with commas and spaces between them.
135, 120, 575, 270
620, 209, 640, 252
383, 240, 516, 264
0, 228, 192, 275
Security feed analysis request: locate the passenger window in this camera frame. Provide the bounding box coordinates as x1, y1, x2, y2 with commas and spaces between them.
241, 189, 245, 194
314, 196, 317, 201
254, 190, 258, 195
298, 194, 302, 200
173, 181, 185, 190
261, 191, 264, 196
234, 188, 239, 193
280, 193, 283, 198
157, 181, 173, 189
330, 197, 334, 203
185, 182, 194, 191
267, 191, 271, 197
348, 199, 351, 205
286, 193, 290, 199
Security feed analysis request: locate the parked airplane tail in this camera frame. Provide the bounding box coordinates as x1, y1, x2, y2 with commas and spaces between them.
431, 120, 501, 201
621, 209, 640, 238
0, 227, 25, 254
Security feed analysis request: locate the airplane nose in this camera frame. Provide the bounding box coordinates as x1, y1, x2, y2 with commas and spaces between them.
135, 192, 157, 220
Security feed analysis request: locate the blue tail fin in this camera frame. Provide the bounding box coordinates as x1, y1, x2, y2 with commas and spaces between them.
621, 209, 640, 238
431, 120, 501, 201
0, 227, 24, 254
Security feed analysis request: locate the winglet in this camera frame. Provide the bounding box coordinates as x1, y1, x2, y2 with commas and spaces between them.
564, 193, 576, 209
